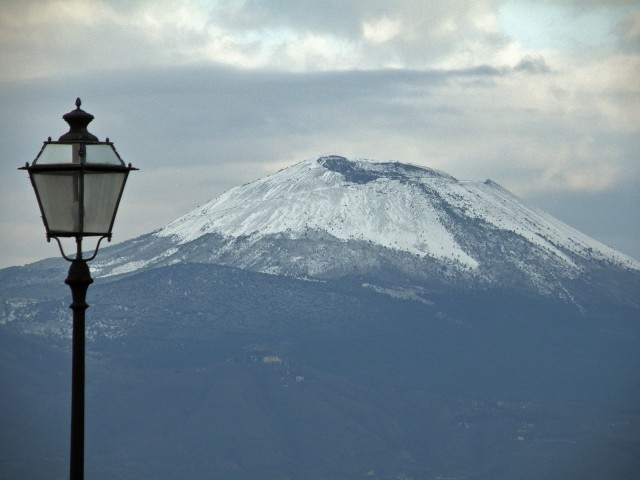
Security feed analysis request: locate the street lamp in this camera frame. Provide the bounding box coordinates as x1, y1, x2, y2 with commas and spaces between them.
20, 98, 137, 480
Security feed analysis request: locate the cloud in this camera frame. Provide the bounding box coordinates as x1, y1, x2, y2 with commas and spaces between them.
1, 0, 639, 265
0, 0, 511, 77
3, 60, 634, 188
616, 10, 640, 52
362, 17, 402, 45
513, 56, 551, 73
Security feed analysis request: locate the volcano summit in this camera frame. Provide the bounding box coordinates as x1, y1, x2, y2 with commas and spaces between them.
90, 155, 639, 309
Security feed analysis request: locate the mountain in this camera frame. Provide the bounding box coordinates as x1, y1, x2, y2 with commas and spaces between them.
89, 155, 638, 307
1, 156, 639, 479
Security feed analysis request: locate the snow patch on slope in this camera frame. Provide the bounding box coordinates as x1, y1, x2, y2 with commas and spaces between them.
92, 247, 179, 278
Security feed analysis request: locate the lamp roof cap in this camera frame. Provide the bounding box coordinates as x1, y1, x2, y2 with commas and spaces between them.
58, 98, 99, 142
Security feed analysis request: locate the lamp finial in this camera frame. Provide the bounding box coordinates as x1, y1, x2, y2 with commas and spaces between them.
59, 98, 98, 142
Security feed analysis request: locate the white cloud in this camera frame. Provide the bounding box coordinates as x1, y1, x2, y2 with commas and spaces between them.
362, 17, 402, 44
0, 0, 511, 76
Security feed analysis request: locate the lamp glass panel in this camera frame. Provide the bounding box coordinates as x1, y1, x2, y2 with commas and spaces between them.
34, 144, 80, 165
82, 171, 127, 234
85, 145, 123, 165
32, 171, 81, 233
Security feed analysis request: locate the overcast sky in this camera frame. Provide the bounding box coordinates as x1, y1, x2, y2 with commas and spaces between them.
1, 0, 638, 268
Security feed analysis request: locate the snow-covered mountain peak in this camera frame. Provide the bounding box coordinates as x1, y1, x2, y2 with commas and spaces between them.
90, 155, 638, 305
154, 155, 638, 273
156, 156, 478, 267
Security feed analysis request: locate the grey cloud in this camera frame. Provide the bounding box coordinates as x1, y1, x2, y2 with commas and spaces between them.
207, 0, 509, 66
513, 56, 551, 73
615, 11, 640, 52
210, 0, 375, 37
2, 62, 635, 183
1, 32, 638, 266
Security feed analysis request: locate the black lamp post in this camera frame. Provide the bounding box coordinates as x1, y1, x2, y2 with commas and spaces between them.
20, 98, 137, 480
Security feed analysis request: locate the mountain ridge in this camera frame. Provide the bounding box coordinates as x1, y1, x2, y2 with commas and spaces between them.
152, 155, 637, 269
2, 155, 638, 314
76, 155, 639, 310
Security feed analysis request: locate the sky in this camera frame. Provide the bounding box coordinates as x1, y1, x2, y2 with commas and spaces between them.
0, 0, 638, 268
